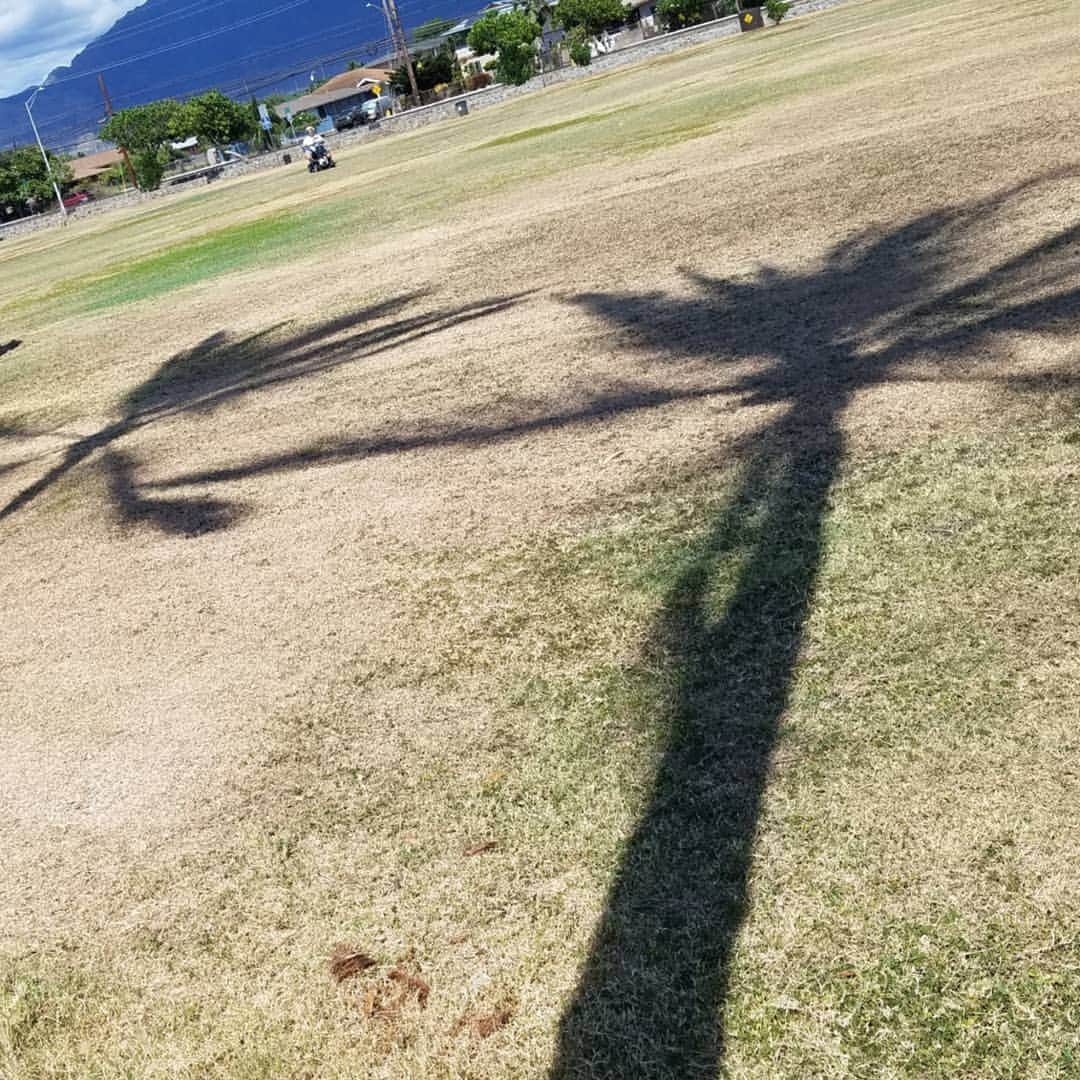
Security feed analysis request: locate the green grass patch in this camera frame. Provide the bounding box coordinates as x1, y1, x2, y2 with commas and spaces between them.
0, 962, 104, 1072
475, 106, 637, 150
6, 203, 344, 322
72, 207, 339, 313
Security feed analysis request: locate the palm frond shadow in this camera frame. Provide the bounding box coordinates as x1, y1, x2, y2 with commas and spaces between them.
0, 289, 528, 533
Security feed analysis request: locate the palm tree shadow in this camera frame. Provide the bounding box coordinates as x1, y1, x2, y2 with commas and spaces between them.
0, 289, 529, 533
1, 171, 1077, 1073
550, 173, 1080, 1078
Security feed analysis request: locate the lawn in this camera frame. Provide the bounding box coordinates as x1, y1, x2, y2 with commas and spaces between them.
1, 0, 1079, 1075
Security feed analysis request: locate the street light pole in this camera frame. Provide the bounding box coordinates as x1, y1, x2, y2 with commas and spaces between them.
24, 88, 68, 221
366, 1, 393, 49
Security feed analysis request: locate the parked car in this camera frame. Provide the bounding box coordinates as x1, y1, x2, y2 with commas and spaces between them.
361, 96, 395, 122
62, 191, 92, 209
335, 106, 368, 131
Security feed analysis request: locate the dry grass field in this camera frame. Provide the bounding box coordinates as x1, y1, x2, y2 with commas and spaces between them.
2, 0, 1080, 1074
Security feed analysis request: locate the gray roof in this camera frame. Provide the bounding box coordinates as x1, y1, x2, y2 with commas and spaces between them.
280, 82, 379, 114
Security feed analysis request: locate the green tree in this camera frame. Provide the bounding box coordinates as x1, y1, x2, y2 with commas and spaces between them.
655, 0, 707, 28
521, 0, 556, 27
0, 146, 72, 209
178, 90, 255, 148
100, 99, 183, 190
391, 47, 458, 93
554, 0, 626, 39
566, 29, 593, 65
765, 0, 791, 21
467, 10, 541, 86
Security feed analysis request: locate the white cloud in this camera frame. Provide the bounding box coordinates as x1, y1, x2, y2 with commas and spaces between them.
0, 0, 144, 96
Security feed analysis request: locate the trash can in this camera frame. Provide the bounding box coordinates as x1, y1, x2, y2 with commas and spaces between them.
739, 6, 765, 30
455, 99, 469, 117
282, 153, 292, 164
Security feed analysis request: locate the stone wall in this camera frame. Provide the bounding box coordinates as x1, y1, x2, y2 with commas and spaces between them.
358, 0, 851, 134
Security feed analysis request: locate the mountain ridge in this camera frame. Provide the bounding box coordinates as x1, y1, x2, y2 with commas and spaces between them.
1, 0, 473, 154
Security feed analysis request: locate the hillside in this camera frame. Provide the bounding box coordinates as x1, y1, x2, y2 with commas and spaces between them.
0, 0, 473, 153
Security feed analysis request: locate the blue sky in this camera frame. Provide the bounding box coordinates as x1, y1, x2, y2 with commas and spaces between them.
0, 0, 143, 96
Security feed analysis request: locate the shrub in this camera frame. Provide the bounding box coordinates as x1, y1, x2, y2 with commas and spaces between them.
130, 149, 166, 191
466, 71, 493, 90
177, 90, 255, 148
569, 39, 593, 65
565, 27, 593, 65
655, 0, 708, 30
765, 0, 791, 21
467, 10, 541, 86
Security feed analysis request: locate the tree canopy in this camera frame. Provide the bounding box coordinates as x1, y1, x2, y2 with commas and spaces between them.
554, 0, 627, 38
0, 146, 71, 209
178, 91, 256, 147
467, 10, 541, 86
391, 49, 457, 94
99, 99, 183, 190
99, 99, 183, 155
99, 91, 254, 189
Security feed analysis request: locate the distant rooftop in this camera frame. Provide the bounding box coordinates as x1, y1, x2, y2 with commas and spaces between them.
69, 148, 123, 181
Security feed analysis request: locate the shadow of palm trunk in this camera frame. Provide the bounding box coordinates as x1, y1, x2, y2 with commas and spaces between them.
552, 405, 843, 1079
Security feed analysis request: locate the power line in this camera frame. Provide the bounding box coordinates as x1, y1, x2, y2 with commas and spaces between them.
105, 21, 393, 102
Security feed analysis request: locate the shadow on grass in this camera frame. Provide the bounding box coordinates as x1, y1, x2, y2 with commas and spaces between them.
0, 169, 1077, 1071
0, 339, 21, 358
0, 289, 527, 533
8, 170, 1075, 545
549, 172, 1080, 1078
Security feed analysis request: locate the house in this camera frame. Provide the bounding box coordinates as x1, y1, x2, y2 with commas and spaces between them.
278, 67, 395, 127
456, 43, 497, 78
314, 67, 395, 94
69, 148, 124, 183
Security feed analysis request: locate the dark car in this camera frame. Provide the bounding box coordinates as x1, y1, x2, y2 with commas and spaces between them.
334, 106, 368, 131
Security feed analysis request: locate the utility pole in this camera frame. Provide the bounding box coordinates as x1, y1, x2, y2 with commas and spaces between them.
23, 88, 67, 221
98, 73, 138, 187
383, 0, 420, 105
